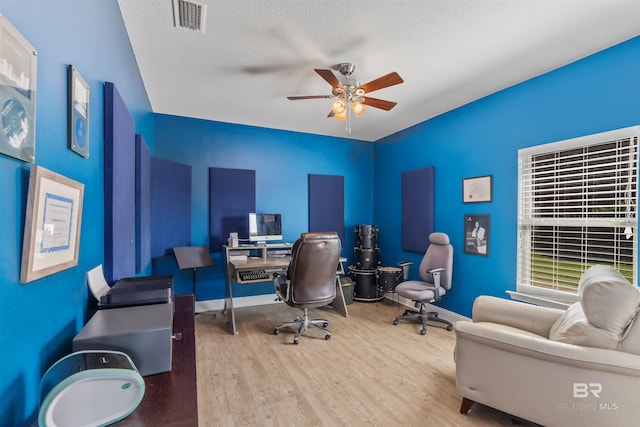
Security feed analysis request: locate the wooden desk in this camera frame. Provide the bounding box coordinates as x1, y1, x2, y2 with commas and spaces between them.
223, 244, 349, 335
223, 244, 292, 335
114, 294, 197, 426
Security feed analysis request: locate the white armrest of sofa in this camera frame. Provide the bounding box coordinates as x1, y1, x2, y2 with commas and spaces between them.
472, 295, 564, 337
461, 295, 640, 376
455, 321, 640, 377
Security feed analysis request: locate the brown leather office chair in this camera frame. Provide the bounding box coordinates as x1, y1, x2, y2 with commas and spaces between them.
273, 231, 341, 344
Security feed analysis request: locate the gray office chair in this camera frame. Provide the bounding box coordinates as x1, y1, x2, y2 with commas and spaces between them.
273, 232, 341, 344
393, 232, 453, 335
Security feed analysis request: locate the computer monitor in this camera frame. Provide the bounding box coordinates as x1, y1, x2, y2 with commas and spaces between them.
248, 213, 282, 243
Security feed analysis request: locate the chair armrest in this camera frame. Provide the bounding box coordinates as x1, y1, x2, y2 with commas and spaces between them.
272, 272, 290, 301
427, 267, 445, 298
454, 321, 640, 377
472, 295, 564, 337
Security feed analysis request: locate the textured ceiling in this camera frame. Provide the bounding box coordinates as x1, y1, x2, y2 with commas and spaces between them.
117, 0, 640, 142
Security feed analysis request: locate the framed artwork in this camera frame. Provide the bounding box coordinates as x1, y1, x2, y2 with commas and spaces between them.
0, 14, 38, 163
462, 175, 492, 203
20, 165, 84, 283
68, 65, 90, 157
464, 214, 490, 256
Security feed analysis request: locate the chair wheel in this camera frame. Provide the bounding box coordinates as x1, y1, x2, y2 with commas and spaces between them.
274, 329, 279, 335
293, 338, 299, 345
323, 322, 329, 328
447, 325, 453, 331
393, 320, 398, 325
325, 334, 331, 340
420, 329, 427, 335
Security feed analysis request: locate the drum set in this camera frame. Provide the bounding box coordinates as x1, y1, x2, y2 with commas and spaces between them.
349, 224, 405, 302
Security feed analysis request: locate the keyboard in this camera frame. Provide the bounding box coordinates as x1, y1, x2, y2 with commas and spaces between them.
238, 269, 270, 281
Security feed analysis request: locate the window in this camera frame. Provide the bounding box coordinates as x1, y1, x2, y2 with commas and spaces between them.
515, 126, 638, 306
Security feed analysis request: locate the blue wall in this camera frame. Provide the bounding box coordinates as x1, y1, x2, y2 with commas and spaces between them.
374, 36, 640, 317
1, 1, 637, 424
152, 115, 374, 300
0, 1, 152, 425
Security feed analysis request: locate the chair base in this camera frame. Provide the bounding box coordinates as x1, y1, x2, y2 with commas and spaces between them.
274, 308, 331, 344
393, 303, 453, 335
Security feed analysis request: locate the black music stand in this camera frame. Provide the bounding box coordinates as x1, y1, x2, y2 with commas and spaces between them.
173, 246, 214, 297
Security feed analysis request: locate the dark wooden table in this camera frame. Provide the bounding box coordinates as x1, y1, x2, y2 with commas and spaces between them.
115, 294, 198, 426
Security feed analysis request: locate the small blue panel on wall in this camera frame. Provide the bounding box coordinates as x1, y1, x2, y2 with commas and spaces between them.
309, 174, 345, 242
135, 134, 151, 273
209, 167, 256, 252
150, 157, 192, 258
402, 166, 435, 253
104, 82, 136, 283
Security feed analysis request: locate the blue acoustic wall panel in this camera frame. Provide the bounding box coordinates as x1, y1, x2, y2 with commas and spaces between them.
104, 82, 136, 283
402, 166, 435, 253
209, 167, 256, 252
135, 134, 151, 273
150, 158, 192, 258
309, 174, 345, 242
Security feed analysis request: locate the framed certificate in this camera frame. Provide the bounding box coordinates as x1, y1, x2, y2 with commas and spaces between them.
20, 165, 84, 282
68, 65, 90, 157
462, 175, 492, 203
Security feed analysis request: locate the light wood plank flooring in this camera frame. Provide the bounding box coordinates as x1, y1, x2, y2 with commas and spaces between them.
195, 299, 538, 426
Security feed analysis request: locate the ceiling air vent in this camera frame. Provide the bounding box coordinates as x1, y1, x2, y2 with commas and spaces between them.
173, 0, 206, 33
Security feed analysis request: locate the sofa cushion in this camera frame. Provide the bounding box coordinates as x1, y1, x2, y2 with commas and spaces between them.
549, 302, 620, 349
617, 312, 640, 356
578, 265, 640, 333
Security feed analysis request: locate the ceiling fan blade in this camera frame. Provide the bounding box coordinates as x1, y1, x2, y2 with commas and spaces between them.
362, 97, 398, 111
287, 95, 332, 100
359, 72, 403, 93
314, 68, 341, 88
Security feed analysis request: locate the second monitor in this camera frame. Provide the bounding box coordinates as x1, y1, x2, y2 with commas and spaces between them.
248, 213, 282, 243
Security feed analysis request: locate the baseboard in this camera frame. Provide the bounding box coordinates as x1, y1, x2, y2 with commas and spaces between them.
195, 293, 470, 322
386, 294, 470, 322
195, 293, 280, 313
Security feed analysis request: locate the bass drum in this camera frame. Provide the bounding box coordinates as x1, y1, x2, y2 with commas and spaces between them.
377, 266, 402, 293
349, 266, 382, 302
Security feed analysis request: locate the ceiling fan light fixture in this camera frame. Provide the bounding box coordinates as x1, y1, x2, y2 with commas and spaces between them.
331, 99, 346, 115
286, 65, 403, 132
334, 110, 347, 121
351, 101, 365, 117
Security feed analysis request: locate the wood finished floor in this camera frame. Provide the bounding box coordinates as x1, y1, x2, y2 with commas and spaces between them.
195, 299, 538, 426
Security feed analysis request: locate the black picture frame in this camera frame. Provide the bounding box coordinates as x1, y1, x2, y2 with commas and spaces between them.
68, 64, 90, 158
464, 214, 490, 256
462, 175, 492, 203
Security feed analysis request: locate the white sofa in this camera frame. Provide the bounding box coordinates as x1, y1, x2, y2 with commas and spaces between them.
454, 266, 640, 427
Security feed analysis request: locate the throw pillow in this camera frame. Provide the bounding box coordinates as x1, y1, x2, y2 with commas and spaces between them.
549, 302, 619, 349
579, 265, 640, 333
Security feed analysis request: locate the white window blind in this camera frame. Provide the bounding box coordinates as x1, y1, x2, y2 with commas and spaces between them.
517, 126, 638, 296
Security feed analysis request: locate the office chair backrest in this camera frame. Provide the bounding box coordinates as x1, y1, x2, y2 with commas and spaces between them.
418, 232, 453, 290
287, 231, 341, 305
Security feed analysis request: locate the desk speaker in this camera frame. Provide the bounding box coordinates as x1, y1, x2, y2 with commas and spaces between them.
39, 350, 144, 427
